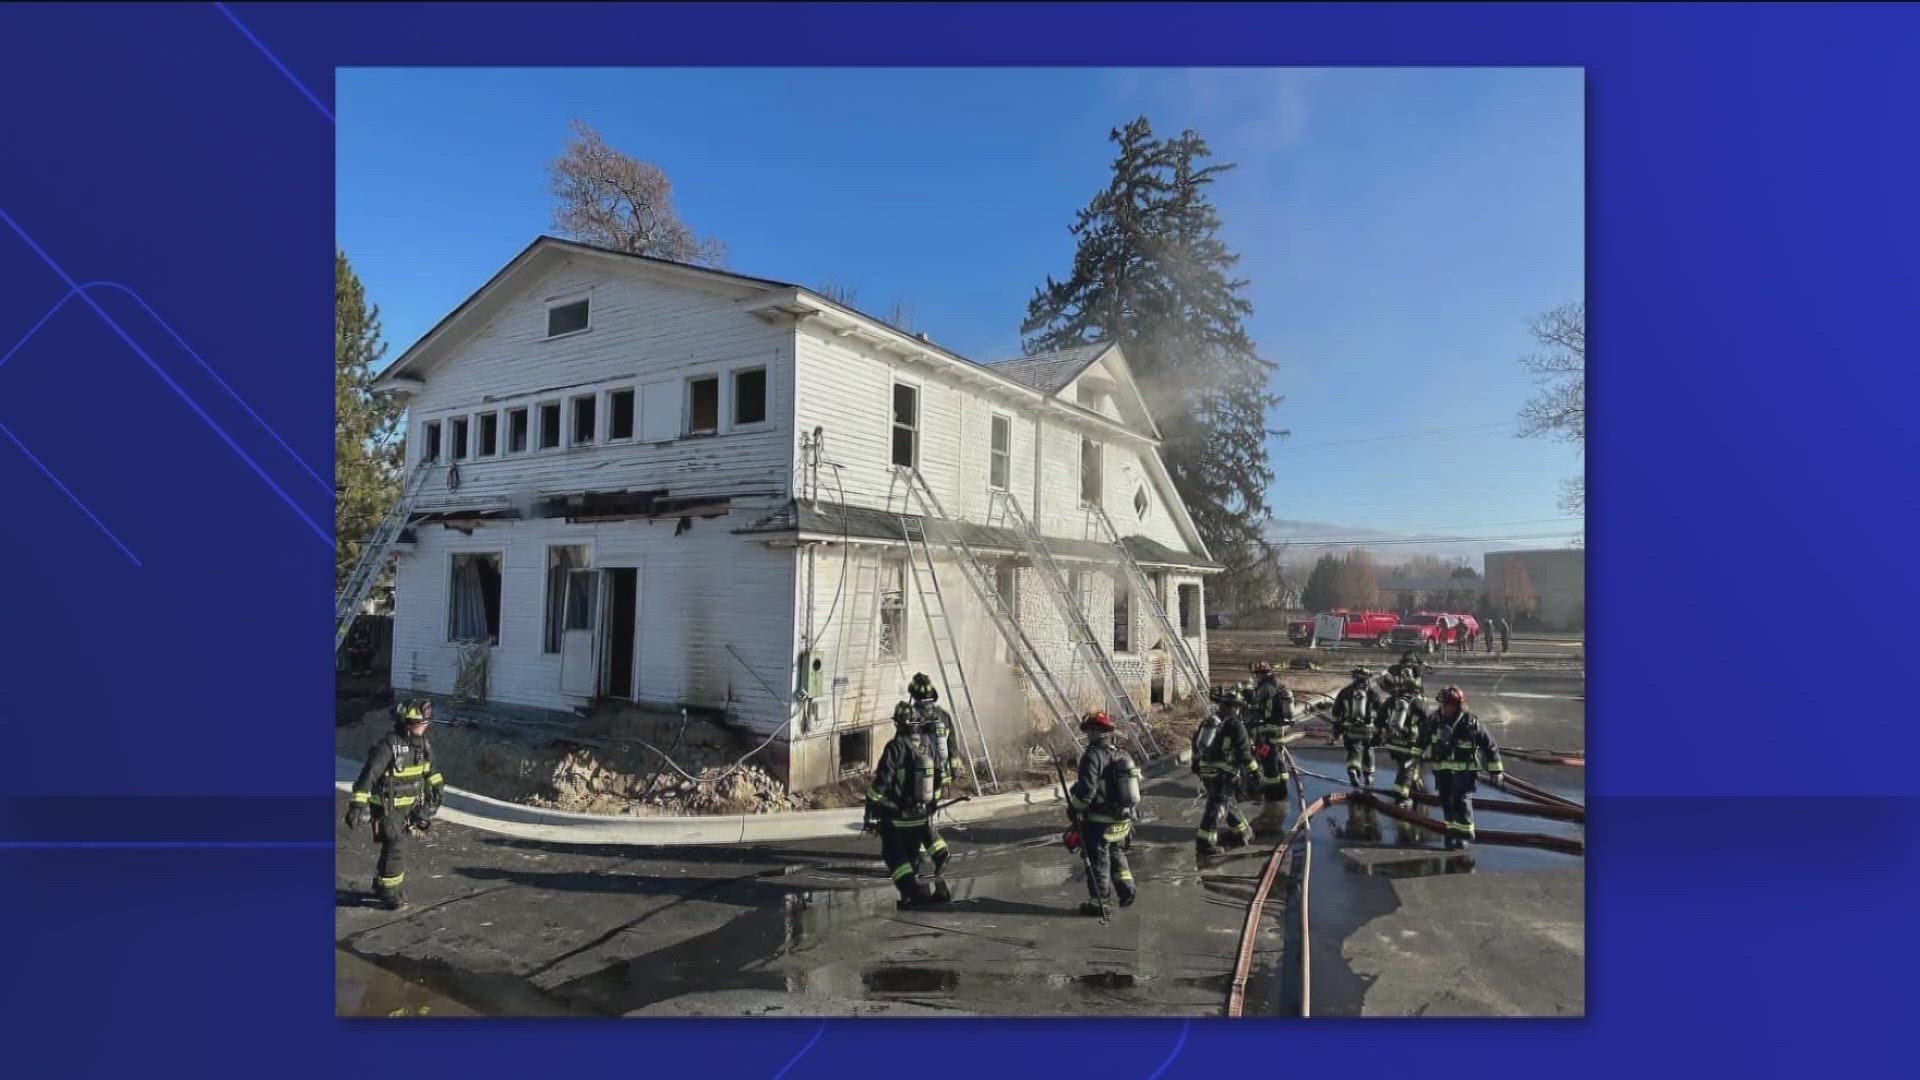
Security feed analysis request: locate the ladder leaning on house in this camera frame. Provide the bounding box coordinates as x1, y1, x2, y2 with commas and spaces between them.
334, 461, 436, 655
1086, 503, 1209, 700
896, 469, 1088, 755
898, 514, 999, 794
989, 490, 1163, 762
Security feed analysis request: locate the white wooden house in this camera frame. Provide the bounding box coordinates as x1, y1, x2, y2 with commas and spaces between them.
370, 237, 1220, 791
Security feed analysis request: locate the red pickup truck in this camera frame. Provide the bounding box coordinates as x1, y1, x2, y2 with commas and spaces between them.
1385, 612, 1481, 652
1287, 609, 1400, 647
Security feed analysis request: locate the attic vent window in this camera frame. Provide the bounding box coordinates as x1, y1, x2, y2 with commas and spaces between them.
1134, 486, 1149, 520
546, 298, 590, 338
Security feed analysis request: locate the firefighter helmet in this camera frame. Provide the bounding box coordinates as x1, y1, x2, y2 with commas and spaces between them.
1252, 660, 1274, 676
1351, 666, 1372, 681
1081, 710, 1115, 732
1438, 685, 1467, 708
907, 672, 939, 703
394, 698, 431, 727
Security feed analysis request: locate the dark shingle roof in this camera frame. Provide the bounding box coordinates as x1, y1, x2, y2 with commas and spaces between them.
983, 342, 1114, 396
734, 499, 1220, 571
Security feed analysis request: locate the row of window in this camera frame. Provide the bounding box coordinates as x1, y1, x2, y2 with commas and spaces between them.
449, 546, 1199, 662
897, 386, 1145, 518
417, 368, 768, 465
873, 558, 1199, 661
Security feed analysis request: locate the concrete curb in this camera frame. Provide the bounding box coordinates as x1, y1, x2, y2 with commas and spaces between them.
333, 748, 1196, 847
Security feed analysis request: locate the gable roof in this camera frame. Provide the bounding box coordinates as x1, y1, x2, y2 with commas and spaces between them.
373, 235, 794, 389
984, 342, 1115, 395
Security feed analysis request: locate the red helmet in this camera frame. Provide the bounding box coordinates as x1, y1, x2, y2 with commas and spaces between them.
1438, 685, 1467, 708
1252, 660, 1274, 676
1081, 711, 1114, 731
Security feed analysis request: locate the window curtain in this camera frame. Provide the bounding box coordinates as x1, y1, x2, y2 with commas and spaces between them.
449, 558, 490, 641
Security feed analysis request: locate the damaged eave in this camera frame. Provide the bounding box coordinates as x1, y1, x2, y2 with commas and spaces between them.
538, 488, 733, 524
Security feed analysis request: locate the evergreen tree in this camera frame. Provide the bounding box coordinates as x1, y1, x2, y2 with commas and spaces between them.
1301, 554, 1343, 614
1022, 118, 1283, 555
336, 249, 402, 592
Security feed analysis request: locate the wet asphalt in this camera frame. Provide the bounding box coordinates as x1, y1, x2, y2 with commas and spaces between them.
337, 665, 1585, 1018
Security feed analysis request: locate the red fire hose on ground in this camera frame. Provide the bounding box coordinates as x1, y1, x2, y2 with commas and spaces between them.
1226, 750, 1584, 1018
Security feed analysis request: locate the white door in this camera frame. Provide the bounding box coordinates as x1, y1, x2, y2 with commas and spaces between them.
559, 567, 602, 696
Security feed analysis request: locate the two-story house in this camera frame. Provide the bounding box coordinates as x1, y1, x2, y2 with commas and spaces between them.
370, 237, 1219, 791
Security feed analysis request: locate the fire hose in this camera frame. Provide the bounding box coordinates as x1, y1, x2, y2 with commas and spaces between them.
1228, 751, 1584, 1018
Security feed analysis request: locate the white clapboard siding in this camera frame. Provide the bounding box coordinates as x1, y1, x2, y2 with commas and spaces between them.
389, 512, 797, 737
400, 258, 796, 512
792, 322, 1203, 560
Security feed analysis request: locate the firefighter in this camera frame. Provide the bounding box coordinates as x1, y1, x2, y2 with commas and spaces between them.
1378, 673, 1432, 805
1193, 689, 1257, 856
1066, 711, 1142, 917
907, 672, 963, 799
1331, 666, 1378, 788
1246, 661, 1294, 806
1416, 686, 1505, 849
865, 702, 951, 908
345, 697, 445, 910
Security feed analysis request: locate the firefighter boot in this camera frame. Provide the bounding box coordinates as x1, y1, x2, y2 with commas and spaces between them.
1194, 829, 1226, 858
1220, 820, 1253, 850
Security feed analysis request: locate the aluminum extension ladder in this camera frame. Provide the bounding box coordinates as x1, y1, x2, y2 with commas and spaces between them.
988, 490, 1163, 762
334, 461, 435, 654
1086, 503, 1209, 700
898, 514, 998, 794
895, 469, 1087, 753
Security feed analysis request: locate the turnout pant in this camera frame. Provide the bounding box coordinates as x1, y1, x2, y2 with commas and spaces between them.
880, 817, 948, 899
1343, 735, 1376, 782
1388, 751, 1426, 801
1255, 741, 1290, 802
1434, 770, 1479, 841
1197, 772, 1253, 848
372, 811, 410, 900
1083, 820, 1136, 904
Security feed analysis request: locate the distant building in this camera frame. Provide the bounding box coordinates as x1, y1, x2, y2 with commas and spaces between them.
1483, 548, 1584, 630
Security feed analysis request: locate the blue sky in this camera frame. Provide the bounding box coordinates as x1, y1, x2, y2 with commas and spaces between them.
337, 68, 1584, 557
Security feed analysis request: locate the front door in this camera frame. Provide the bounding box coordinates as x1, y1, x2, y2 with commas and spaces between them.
600, 567, 639, 700
559, 568, 602, 697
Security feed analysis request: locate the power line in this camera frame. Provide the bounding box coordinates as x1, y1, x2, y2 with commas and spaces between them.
1271, 531, 1582, 548
1276, 421, 1514, 451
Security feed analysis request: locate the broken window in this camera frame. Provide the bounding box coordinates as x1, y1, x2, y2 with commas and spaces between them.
506, 407, 529, 454
1178, 583, 1201, 637
892, 383, 919, 468
994, 563, 1019, 619
1067, 568, 1088, 618
608, 389, 635, 440
543, 545, 588, 654
839, 729, 872, 775
1113, 576, 1131, 653
1134, 485, 1150, 520
1080, 437, 1102, 506
421, 420, 442, 464
538, 402, 562, 450
989, 413, 1011, 490
451, 416, 470, 461
571, 393, 596, 446
448, 553, 503, 646
734, 368, 767, 426
687, 375, 719, 435
476, 412, 499, 457
547, 298, 590, 338
878, 559, 907, 660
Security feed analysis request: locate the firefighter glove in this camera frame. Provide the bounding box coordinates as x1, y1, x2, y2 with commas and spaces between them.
345, 805, 369, 830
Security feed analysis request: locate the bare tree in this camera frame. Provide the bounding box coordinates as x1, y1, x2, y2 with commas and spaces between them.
547, 120, 726, 266
1517, 301, 1585, 520
815, 282, 916, 333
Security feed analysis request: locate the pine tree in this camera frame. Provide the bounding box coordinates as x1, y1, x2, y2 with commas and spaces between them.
1301, 554, 1343, 614
1023, 118, 1283, 555
336, 249, 402, 592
